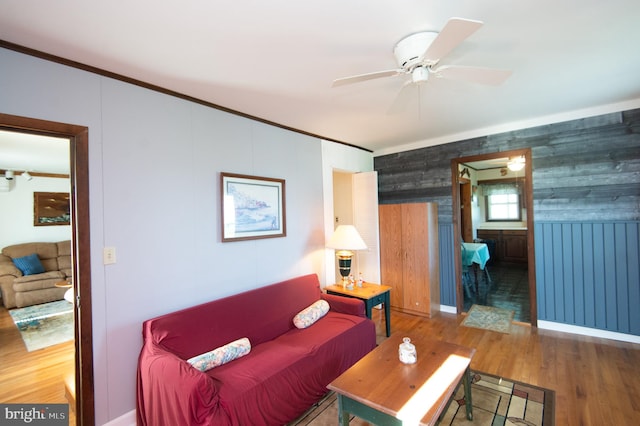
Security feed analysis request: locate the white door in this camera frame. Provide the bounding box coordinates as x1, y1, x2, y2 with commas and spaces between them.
352, 171, 380, 284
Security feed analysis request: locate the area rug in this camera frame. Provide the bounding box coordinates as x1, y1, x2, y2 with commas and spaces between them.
9, 300, 74, 352
290, 371, 555, 426
461, 304, 514, 334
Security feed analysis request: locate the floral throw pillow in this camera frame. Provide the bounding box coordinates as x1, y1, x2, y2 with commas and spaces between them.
293, 300, 330, 329
187, 337, 251, 372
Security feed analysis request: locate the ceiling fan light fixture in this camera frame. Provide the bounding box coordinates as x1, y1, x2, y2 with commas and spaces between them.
507, 156, 526, 171
411, 67, 429, 84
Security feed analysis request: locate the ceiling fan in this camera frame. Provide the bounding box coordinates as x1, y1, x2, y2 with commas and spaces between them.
332, 18, 512, 89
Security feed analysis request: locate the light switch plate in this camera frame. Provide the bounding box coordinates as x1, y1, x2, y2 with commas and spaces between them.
103, 247, 116, 265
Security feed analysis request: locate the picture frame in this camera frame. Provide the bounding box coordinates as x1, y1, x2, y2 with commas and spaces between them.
34, 192, 71, 226
221, 172, 286, 242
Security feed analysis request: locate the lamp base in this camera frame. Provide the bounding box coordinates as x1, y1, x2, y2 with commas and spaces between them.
341, 276, 353, 289
336, 252, 353, 289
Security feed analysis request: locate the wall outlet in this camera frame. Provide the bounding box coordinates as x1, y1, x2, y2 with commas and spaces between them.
103, 247, 117, 265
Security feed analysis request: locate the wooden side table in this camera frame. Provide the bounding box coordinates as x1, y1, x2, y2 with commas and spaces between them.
325, 282, 391, 337
55, 280, 73, 303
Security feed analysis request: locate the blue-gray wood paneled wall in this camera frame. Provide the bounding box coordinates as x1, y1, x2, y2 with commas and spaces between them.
535, 221, 640, 334
376, 108, 640, 336
439, 223, 456, 306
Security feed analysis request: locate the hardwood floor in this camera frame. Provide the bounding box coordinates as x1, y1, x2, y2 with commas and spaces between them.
372, 307, 640, 426
0, 305, 75, 425
2, 303, 639, 425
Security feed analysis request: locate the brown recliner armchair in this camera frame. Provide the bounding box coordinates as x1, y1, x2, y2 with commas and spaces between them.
0, 240, 71, 309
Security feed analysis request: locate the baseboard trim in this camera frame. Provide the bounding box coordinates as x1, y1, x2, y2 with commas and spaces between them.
102, 410, 136, 426
537, 320, 640, 344
440, 304, 639, 344
440, 305, 457, 314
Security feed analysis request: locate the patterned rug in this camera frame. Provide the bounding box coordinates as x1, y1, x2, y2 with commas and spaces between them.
291, 371, 555, 426
461, 304, 515, 334
9, 300, 74, 352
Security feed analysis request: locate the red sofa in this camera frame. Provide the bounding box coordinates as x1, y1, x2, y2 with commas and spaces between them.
136, 274, 376, 425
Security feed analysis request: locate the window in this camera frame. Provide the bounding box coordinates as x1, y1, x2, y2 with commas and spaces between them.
480, 181, 523, 221
486, 193, 521, 221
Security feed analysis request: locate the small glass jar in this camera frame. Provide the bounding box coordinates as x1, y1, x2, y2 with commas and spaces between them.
398, 337, 417, 364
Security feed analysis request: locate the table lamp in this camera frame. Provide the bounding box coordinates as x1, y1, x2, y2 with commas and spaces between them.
326, 225, 367, 287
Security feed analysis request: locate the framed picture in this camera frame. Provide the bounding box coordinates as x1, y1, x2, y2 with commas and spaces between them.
34, 192, 71, 226
221, 173, 286, 242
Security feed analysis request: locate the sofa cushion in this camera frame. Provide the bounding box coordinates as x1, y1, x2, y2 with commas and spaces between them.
188, 337, 251, 372
3, 242, 65, 273
208, 311, 376, 425
3, 242, 58, 261
13, 271, 65, 290
57, 240, 72, 275
148, 274, 323, 360
13, 254, 46, 276
293, 300, 330, 329
0, 255, 21, 277
15, 286, 68, 309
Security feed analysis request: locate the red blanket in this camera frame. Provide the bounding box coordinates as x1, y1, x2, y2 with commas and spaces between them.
137, 274, 376, 425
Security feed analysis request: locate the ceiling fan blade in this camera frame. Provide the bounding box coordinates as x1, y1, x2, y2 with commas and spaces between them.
332, 69, 403, 87
433, 65, 512, 86
422, 18, 483, 62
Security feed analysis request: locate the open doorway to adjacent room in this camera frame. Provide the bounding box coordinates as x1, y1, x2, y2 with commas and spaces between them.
330, 170, 380, 285
0, 113, 93, 425
451, 149, 537, 325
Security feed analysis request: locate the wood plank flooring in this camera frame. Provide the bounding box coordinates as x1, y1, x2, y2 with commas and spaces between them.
373, 307, 640, 426
2, 303, 639, 425
0, 305, 75, 425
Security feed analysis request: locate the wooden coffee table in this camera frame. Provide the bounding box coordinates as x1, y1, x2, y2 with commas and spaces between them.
328, 334, 476, 425
325, 282, 391, 337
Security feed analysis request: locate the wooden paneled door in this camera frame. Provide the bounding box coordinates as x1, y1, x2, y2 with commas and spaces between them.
379, 203, 440, 317
379, 204, 403, 309
402, 203, 431, 316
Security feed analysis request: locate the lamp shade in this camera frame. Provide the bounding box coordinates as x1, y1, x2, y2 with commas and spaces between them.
326, 225, 367, 251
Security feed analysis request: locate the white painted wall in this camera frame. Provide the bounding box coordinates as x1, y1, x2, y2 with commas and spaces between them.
0, 47, 371, 424
0, 176, 71, 247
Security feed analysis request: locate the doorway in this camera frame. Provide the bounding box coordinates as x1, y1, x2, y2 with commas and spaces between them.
0, 113, 93, 424
451, 149, 537, 326
331, 170, 381, 284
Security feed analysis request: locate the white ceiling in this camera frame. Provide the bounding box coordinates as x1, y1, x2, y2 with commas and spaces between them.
0, 130, 70, 176
2, 0, 640, 166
